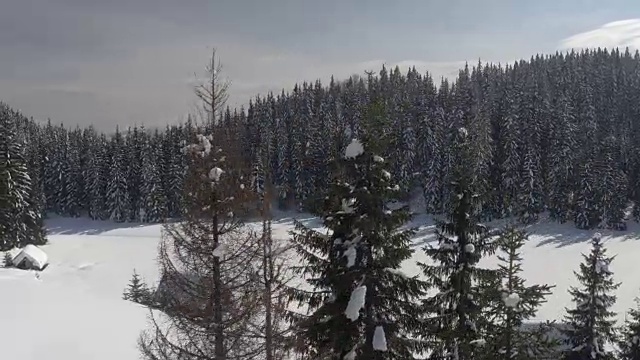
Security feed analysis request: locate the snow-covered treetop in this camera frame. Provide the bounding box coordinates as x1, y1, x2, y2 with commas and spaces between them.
344, 138, 364, 159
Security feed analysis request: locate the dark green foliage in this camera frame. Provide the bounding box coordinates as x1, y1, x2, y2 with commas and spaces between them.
482, 226, 558, 360
3, 251, 14, 268
618, 297, 640, 360
0, 104, 47, 250
419, 127, 498, 360
106, 128, 130, 222
288, 101, 426, 359
562, 233, 619, 360
139, 131, 167, 222
123, 269, 152, 305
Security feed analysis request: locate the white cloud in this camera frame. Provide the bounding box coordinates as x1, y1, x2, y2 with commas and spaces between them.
559, 19, 640, 50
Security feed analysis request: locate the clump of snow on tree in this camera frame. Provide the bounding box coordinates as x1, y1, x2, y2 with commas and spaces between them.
373, 325, 388, 351
344, 139, 364, 159
595, 260, 609, 274
344, 246, 357, 267
212, 244, 228, 258
345, 285, 367, 321
344, 347, 357, 360
341, 198, 356, 213
385, 267, 408, 278
373, 155, 384, 163
195, 134, 212, 156
470, 339, 487, 346
464, 243, 475, 254
208, 167, 224, 182
503, 293, 521, 308
381, 170, 391, 180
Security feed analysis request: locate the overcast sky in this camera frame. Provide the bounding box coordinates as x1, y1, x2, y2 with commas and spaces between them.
1, 0, 639, 131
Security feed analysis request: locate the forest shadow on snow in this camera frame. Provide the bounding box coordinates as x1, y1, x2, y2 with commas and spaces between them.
45, 214, 158, 236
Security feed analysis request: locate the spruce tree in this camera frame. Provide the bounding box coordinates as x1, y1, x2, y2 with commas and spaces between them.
482, 226, 557, 360
288, 101, 426, 359
123, 269, 151, 304
596, 136, 627, 230
106, 128, 130, 222
0, 105, 47, 250
139, 131, 167, 223
86, 131, 107, 220
126, 126, 145, 221
562, 233, 619, 360
548, 93, 576, 223
63, 129, 83, 217
419, 126, 498, 360
618, 296, 640, 360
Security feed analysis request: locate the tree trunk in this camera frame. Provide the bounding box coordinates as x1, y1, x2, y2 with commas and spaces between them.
213, 213, 225, 360
262, 189, 274, 360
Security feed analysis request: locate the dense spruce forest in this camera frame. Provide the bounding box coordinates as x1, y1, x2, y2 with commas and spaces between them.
2, 47, 640, 246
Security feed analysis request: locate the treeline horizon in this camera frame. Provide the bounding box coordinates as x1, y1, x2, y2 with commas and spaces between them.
4, 47, 640, 230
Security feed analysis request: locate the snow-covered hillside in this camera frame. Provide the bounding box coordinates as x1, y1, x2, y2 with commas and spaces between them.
2, 213, 640, 359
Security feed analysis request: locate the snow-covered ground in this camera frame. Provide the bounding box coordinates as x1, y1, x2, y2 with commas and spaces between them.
2, 211, 640, 359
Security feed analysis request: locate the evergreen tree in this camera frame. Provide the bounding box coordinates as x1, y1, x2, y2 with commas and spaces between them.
106, 128, 130, 222
288, 101, 426, 359
43, 122, 65, 213
548, 93, 576, 223
126, 126, 145, 221
139, 131, 167, 222
562, 233, 619, 360
0, 105, 47, 250
4, 250, 15, 267
421, 107, 447, 215
482, 226, 557, 360
62, 129, 83, 217
596, 136, 627, 230
85, 130, 107, 220
123, 269, 151, 304
618, 296, 640, 360
499, 97, 521, 218
574, 159, 599, 230
419, 126, 497, 360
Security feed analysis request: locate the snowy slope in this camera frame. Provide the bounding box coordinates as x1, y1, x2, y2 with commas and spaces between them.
2, 212, 640, 359
0, 216, 162, 360
403, 213, 640, 324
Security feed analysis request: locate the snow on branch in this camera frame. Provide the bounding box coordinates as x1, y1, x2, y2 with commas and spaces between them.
345, 285, 367, 321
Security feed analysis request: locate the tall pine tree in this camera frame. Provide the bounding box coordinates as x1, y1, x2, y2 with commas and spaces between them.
482, 226, 557, 360
419, 126, 498, 360
0, 104, 46, 250
288, 101, 426, 359
562, 233, 619, 360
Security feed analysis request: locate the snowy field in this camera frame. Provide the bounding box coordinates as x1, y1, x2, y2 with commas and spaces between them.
2, 211, 640, 360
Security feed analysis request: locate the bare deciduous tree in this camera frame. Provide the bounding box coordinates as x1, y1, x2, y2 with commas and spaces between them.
194, 48, 230, 127
139, 49, 262, 360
